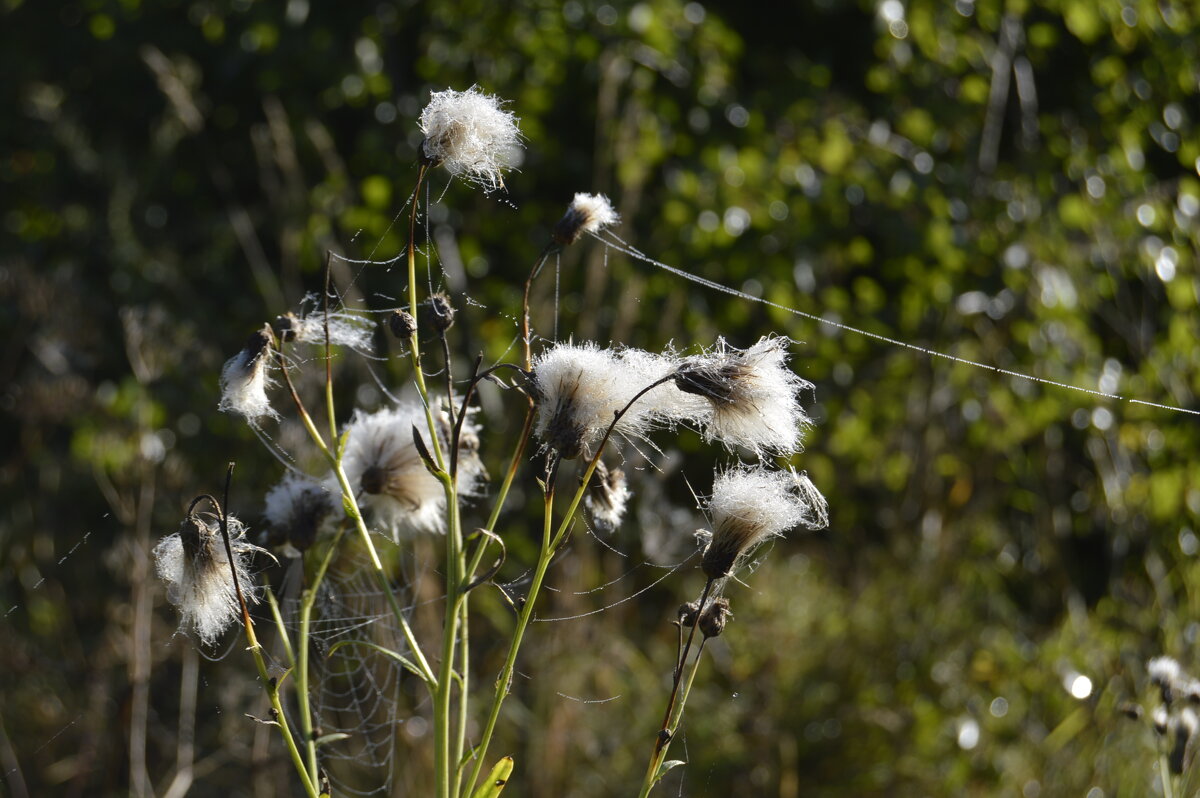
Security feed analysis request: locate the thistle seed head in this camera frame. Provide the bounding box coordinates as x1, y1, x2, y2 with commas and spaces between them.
154, 512, 267, 646
218, 324, 278, 422
531, 342, 664, 459
584, 459, 631, 533
263, 472, 331, 554
418, 87, 522, 192
673, 336, 811, 458
552, 193, 619, 246
336, 400, 486, 539
700, 465, 825, 580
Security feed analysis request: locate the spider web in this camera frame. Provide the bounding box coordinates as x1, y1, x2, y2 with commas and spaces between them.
278, 542, 432, 796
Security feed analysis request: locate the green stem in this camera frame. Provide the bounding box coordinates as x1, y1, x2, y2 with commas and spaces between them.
434, 471, 462, 798
636, 638, 708, 798
465, 490, 557, 794
296, 528, 346, 787
1160, 749, 1176, 798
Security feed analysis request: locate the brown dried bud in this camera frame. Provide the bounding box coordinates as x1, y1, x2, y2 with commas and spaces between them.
388, 310, 417, 340
1118, 702, 1144, 721
677, 600, 700, 628
426, 293, 456, 332
698, 597, 731, 639
275, 312, 300, 342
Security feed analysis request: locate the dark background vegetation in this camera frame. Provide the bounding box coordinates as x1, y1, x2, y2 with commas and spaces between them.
3, 0, 1200, 795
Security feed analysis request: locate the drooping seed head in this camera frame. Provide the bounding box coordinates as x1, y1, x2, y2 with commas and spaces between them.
154, 512, 267, 646
552, 193, 619, 246
584, 459, 631, 533
218, 324, 278, 422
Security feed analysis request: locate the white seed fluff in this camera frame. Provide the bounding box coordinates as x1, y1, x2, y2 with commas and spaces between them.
553, 193, 620, 245
532, 342, 667, 459
418, 87, 522, 191
674, 336, 811, 458
336, 400, 486, 539
218, 327, 278, 422
701, 465, 826, 579
263, 471, 331, 554
154, 514, 266, 646
1149, 656, 1184, 687
284, 309, 375, 354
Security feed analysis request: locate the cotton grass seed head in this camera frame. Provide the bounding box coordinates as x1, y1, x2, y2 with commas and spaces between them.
275, 308, 374, 354
584, 459, 631, 533
418, 87, 522, 191
263, 472, 331, 554
553, 193, 619, 245
338, 400, 486, 539
154, 513, 267, 646
531, 342, 665, 459
700, 465, 826, 580
218, 325, 278, 422
673, 336, 811, 458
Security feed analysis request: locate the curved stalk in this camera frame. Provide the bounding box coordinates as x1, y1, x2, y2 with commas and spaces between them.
636, 638, 710, 798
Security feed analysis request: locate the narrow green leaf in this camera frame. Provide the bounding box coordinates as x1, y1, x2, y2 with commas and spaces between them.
470, 756, 514, 798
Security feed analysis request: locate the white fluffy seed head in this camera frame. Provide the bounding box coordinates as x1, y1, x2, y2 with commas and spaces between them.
700, 465, 826, 580
531, 342, 668, 459
1150, 656, 1184, 687
277, 307, 375, 354
673, 336, 811, 458
418, 87, 522, 191
154, 514, 266, 646
553, 193, 619, 245
218, 325, 278, 422
336, 400, 487, 539
584, 460, 631, 534
263, 472, 332, 554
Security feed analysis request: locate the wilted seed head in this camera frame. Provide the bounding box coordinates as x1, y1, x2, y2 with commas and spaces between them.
552, 193, 619, 246
424, 293, 456, 333
673, 336, 811, 458
531, 342, 662, 459
698, 597, 732, 639
418, 87, 522, 191
700, 465, 826, 581
677, 600, 701, 628
1154, 705, 1170, 735
218, 324, 278, 422
263, 472, 330, 554
154, 513, 267, 646
274, 307, 374, 353
1150, 656, 1186, 704
388, 309, 417, 340
584, 460, 631, 533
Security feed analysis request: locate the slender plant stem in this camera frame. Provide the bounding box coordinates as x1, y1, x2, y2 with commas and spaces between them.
296, 528, 346, 786
201, 480, 320, 798
465, 489, 557, 794
1160, 750, 1176, 798
636, 638, 709, 798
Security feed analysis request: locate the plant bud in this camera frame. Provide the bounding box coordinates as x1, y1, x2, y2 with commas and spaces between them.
389, 309, 417, 339
698, 597, 731, 639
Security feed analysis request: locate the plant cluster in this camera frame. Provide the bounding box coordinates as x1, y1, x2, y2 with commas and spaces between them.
153, 87, 826, 797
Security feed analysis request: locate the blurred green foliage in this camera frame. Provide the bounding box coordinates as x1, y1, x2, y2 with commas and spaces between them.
2, 0, 1200, 796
